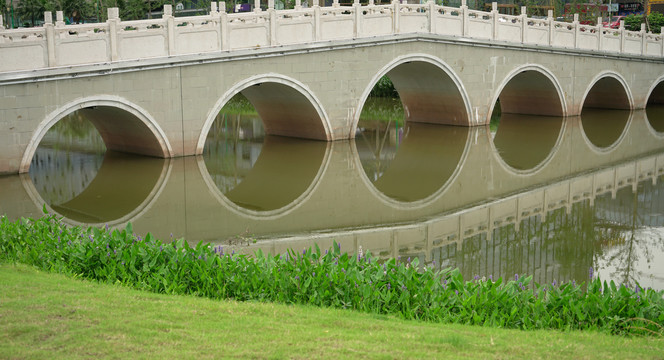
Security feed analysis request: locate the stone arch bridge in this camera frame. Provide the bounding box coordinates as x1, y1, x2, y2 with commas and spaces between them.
1, 0, 664, 174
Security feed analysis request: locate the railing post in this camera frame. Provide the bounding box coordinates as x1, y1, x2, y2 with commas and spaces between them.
661, 27, 664, 56
491, 2, 497, 40
295, 0, 302, 10
353, 0, 361, 38
461, 0, 468, 37
428, 0, 436, 34
0, 11, 4, 29
641, 23, 646, 55
619, 20, 625, 53
163, 5, 175, 56
547, 9, 553, 46
44, 11, 56, 67
597, 16, 602, 51
220, 2, 229, 51
573, 13, 579, 49
393, 0, 400, 34
333, 0, 339, 7
107, 7, 119, 61
254, 0, 261, 11
55, 11, 65, 27
314, 1, 321, 41
268, 0, 277, 45
520, 6, 526, 43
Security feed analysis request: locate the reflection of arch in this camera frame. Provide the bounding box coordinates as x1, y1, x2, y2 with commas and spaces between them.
197, 74, 331, 154
20, 96, 173, 173
353, 54, 473, 136
579, 72, 633, 112
645, 75, 664, 106
645, 107, 664, 137
198, 136, 332, 219
21, 153, 172, 228
354, 124, 473, 209
579, 109, 631, 153
488, 64, 567, 120
489, 114, 566, 175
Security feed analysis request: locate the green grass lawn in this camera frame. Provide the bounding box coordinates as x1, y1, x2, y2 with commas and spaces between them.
1, 264, 663, 359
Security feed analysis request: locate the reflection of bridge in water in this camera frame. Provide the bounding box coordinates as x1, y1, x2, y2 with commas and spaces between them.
1, 109, 664, 285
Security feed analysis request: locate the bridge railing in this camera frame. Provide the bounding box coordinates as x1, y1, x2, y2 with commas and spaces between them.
1, 0, 663, 73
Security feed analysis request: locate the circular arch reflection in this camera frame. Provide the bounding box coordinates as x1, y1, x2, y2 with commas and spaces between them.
580, 109, 631, 151
200, 129, 332, 219
355, 122, 471, 206
23, 152, 171, 227
491, 113, 566, 173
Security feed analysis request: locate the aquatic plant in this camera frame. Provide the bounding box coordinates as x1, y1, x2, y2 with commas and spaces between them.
1, 214, 663, 335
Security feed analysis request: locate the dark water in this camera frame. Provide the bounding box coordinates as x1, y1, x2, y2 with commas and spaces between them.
2, 100, 664, 289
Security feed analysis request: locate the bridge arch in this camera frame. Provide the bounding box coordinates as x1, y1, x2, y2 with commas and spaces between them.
353, 53, 473, 136
20, 96, 174, 173
579, 72, 633, 112
646, 75, 664, 106
197, 74, 331, 154
489, 64, 567, 120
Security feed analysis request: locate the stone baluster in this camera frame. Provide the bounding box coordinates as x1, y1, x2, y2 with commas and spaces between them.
547, 9, 553, 46
0, 12, 4, 29
520, 6, 526, 43
619, 20, 625, 53
661, 27, 664, 57
354, 0, 361, 37
428, 0, 436, 34
641, 23, 646, 55
490, 2, 497, 40
220, 2, 229, 51
56, 11, 65, 27
461, 0, 468, 37
314, 0, 321, 41
333, 0, 340, 7
296, 0, 302, 10
393, 0, 400, 34
573, 13, 579, 49
254, 0, 261, 12
269, 0, 277, 46
108, 7, 120, 61
44, 12, 56, 66
211, 1, 218, 15
597, 16, 602, 51
163, 5, 175, 56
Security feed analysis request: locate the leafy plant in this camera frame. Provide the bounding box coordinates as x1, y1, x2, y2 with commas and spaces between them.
1, 214, 663, 335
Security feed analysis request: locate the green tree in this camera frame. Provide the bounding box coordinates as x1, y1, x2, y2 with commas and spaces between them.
624, 14, 643, 31
17, 0, 55, 26
648, 12, 664, 33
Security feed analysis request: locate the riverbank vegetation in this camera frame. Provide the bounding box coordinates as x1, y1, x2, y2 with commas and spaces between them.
1, 214, 663, 336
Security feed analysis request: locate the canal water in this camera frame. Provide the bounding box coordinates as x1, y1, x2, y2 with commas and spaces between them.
1, 97, 664, 290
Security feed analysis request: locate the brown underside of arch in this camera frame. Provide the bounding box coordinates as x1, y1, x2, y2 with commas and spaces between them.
499, 71, 564, 116
241, 83, 328, 140
79, 106, 166, 158
583, 78, 631, 110
386, 62, 469, 126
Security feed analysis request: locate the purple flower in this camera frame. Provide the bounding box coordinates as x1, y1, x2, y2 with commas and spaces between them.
294, 275, 300, 281
401, 285, 407, 291
635, 285, 640, 294
387, 283, 391, 290
515, 274, 519, 281
589, 267, 594, 280
302, 249, 306, 255
474, 275, 480, 281
407, 257, 411, 263
455, 290, 459, 295
552, 280, 557, 287
489, 275, 493, 281
312, 272, 315, 277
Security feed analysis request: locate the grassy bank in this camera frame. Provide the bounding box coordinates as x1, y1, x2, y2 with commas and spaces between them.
1, 263, 663, 360
2, 214, 664, 336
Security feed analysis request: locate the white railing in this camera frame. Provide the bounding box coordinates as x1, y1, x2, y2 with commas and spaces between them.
1, 0, 663, 72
